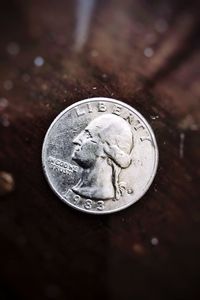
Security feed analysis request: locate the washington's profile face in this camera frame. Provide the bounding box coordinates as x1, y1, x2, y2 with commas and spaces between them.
71, 114, 134, 201
72, 128, 102, 168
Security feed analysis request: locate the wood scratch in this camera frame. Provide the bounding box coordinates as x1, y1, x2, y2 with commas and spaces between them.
180, 132, 185, 159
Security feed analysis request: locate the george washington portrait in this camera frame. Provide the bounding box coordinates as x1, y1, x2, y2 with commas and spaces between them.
71, 114, 134, 201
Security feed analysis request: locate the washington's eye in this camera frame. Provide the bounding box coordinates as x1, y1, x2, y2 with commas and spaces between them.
85, 129, 97, 143
85, 129, 93, 139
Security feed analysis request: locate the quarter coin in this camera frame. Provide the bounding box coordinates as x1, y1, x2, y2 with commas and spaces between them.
42, 97, 158, 214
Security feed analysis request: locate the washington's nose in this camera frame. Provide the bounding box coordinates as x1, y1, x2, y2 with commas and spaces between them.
73, 133, 82, 145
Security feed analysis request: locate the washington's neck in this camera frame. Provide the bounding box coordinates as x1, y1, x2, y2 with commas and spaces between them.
72, 158, 115, 200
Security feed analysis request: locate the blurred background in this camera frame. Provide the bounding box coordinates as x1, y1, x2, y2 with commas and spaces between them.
0, 0, 200, 299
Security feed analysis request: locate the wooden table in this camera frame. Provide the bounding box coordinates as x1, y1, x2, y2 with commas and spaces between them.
0, 0, 199, 299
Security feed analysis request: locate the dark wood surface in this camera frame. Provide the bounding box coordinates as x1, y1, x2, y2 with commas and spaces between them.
0, 0, 200, 299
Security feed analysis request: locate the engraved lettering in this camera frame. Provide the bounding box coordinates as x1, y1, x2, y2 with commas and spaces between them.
87, 103, 93, 113
48, 156, 79, 175
140, 136, 153, 143
63, 188, 73, 199
97, 201, 105, 211
73, 194, 81, 205
98, 102, 107, 112
134, 121, 145, 131
75, 107, 85, 116
123, 113, 134, 124
64, 189, 105, 211
84, 199, 93, 210
112, 105, 122, 116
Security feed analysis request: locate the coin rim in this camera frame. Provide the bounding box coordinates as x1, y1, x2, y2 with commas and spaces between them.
42, 97, 159, 214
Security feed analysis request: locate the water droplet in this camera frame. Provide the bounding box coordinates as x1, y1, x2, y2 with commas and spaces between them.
34, 56, 44, 67
0, 98, 8, 110
3, 80, 13, 91
6, 42, 20, 56
150, 237, 159, 246
144, 47, 154, 58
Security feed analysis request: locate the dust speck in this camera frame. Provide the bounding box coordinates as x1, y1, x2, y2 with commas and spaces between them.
102, 73, 108, 79
179, 115, 199, 131
150, 115, 159, 120
132, 243, 146, 255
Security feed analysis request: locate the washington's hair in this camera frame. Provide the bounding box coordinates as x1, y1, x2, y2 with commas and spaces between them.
88, 114, 134, 200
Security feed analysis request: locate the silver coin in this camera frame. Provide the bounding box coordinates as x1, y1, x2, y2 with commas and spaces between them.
42, 97, 158, 214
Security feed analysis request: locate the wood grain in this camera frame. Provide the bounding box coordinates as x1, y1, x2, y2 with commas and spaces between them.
0, 0, 199, 299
